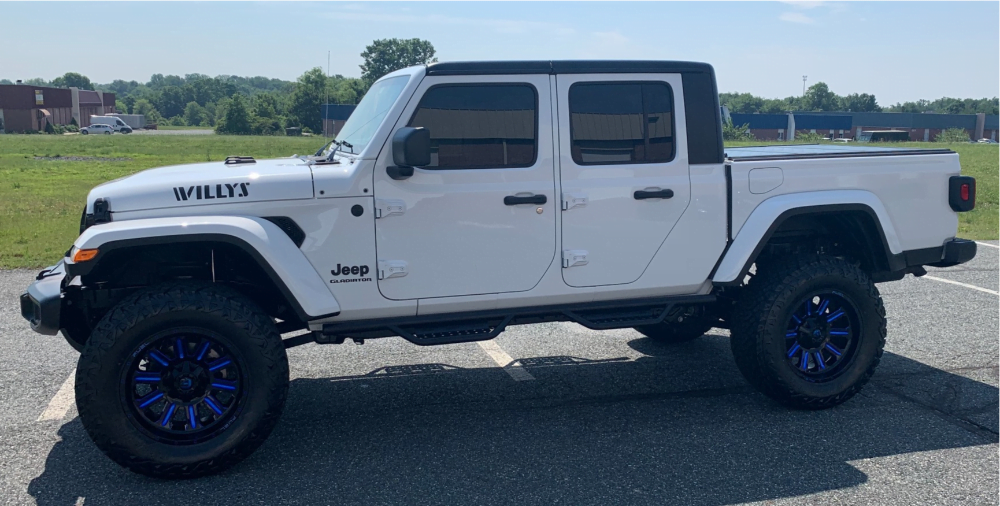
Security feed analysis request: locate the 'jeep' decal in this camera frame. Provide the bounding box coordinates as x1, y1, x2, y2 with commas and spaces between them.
330, 264, 372, 284
173, 183, 250, 201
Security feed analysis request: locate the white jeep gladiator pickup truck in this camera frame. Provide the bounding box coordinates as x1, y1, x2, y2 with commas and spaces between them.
20, 60, 978, 478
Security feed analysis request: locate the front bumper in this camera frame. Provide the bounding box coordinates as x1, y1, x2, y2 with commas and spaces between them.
20, 262, 66, 336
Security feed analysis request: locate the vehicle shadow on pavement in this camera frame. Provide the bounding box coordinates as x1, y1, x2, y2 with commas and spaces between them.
28, 334, 999, 506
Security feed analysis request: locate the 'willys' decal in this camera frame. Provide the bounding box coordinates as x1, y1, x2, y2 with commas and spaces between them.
173, 183, 250, 201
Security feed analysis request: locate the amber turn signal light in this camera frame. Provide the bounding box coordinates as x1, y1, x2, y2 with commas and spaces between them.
72, 248, 99, 263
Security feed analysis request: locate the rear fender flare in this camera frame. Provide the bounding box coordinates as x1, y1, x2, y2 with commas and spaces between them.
68, 215, 340, 320
713, 190, 901, 285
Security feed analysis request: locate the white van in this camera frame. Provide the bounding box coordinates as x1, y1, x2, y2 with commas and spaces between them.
89, 116, 133, 133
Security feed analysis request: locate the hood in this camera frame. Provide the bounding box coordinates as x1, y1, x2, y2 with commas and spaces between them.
86, 158, 314, 214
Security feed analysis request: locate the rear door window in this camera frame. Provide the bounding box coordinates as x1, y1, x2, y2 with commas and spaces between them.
408, 84, 537, 169
568, 82, 675, 165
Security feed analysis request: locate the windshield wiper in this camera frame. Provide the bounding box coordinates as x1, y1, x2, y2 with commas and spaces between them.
322, 140, 350, 162
313, 139, 336, 157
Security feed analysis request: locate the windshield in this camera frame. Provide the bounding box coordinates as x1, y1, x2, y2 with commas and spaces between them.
327, 75, 410, 156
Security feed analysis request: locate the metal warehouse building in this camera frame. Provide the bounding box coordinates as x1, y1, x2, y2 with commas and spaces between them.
321, 104, 357, 137
727, 110, 998, 142
0, 84, 116, 133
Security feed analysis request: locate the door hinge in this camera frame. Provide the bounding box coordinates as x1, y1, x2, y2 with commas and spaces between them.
562, 250, 589, 268
377, 260, 408, 280
374, 199, 405, 219
561, 193, 588, 211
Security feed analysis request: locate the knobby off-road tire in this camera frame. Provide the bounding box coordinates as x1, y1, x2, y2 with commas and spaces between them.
730, 256, 886, 409
634, 315, 714, 344
76, 282, 289, 478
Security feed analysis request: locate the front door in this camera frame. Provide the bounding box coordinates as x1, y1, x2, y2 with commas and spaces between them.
373, 74, 556, 300
556, 74, 691, 287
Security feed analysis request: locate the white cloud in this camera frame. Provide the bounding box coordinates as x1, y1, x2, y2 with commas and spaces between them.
779, 12, 816, 24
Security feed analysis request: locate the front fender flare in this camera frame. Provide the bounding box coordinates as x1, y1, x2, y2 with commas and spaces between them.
67, 215, 340, 320
712, 190, 901, 285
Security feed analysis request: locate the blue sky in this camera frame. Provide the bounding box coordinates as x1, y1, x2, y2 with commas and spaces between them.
0, 2, 996, 104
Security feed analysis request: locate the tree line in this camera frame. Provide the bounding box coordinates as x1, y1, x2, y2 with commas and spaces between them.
6, 45, 996, 135
722, 82, 998, 115
0, 38, 437, 135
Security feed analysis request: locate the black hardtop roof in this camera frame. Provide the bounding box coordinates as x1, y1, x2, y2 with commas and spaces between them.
424, 60, 714, 76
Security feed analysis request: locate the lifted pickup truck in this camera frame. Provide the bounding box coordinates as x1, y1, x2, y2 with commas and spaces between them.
21, 60, 977, 478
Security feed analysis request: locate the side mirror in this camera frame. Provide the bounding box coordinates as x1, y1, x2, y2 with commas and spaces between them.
388, 127, 430, 180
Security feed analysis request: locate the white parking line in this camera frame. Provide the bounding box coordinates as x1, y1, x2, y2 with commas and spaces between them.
37, 370, 76, 422
477, 341, 535, 381
923, 275, 999, 296
975, 241, 999, 249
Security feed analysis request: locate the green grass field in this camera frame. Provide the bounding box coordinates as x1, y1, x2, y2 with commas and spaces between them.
154, 125, 216, 130
0, 135, 996, 269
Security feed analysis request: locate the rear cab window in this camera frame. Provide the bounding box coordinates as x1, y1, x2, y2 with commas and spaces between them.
407, 84, 538, 169
568, 82, 675, 165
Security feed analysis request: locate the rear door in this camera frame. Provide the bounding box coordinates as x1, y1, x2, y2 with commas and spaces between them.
555, 74, 691, 287
372, 74, 556, 300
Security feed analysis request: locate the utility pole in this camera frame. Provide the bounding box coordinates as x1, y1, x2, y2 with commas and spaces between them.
802, 75, 808, 96
325, 51, 331, 138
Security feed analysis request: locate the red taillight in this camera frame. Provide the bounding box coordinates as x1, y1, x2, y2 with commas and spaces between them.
961, 184, 970, 201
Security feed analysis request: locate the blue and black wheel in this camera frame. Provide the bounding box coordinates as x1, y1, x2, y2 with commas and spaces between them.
730, 256, 887, 409
76, 282, 289, 478
123, 328, 246, 444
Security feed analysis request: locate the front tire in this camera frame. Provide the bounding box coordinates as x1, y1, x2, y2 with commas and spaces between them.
730, 256, 886, 409
76, 282, 289, 478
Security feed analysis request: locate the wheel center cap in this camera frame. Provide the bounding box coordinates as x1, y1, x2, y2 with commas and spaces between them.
164, 362, 208, 400
797, 319, 827, 348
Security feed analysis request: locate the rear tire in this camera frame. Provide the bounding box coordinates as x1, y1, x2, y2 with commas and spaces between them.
76, 282, 289, 478
730, 256, 886, 409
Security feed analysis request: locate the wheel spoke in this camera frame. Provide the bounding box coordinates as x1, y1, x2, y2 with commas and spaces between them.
827, 309, 846, 323
800, 349, 810, 371
829, 330, 850, 336
211, 380, 238, 391
134, 372, 160, 383
815, 351, 825, 370
137, 390, 164, 408
208, 357, 232, 372
805, 300, 811, 316
175, 338, 185, 359
787, 343, 801, 358
817, 299, 830, 315
195, 341, 211, 361
160, 403, 177, 426
785, 331, 798, 338
204, 396, 224, 415
824, 343, 842, 356
149, 350, 170, 367
188, 405, 198, 429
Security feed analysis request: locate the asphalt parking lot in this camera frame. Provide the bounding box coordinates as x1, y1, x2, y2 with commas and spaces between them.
1, 244, 996, 506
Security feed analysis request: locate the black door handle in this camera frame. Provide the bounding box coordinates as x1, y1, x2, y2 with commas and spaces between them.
504, 194, 547, 206
634, 189, 674, 200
